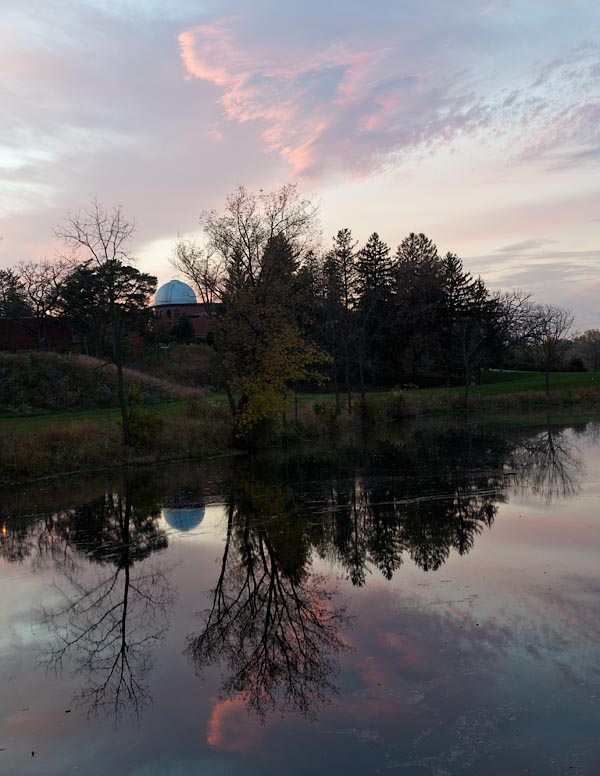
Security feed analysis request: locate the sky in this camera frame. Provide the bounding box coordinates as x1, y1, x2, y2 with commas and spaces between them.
1, 0, 599, 326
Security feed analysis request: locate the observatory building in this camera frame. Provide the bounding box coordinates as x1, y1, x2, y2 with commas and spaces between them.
152, 280, 211, 338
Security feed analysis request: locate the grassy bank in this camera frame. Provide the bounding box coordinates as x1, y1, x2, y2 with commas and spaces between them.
1, 369, 600, 485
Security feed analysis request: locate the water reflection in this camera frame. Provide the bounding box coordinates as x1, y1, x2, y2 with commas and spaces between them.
0, 421, 590, 731
35, 479, 175, 720
512, 417, 584, 503
186, 480, 350, 721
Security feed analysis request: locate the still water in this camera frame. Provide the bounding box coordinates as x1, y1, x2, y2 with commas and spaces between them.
1, 420, 600, 775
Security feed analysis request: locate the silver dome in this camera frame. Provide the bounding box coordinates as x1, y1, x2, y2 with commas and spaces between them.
155, 280, 197, 306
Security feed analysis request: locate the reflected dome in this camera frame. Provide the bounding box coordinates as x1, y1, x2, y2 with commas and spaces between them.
162, 506, 205, 532
155, 280, 197, 306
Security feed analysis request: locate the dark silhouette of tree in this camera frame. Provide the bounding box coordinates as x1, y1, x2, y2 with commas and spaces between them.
16, 259, 67, 350
529, 304, 574, 396
186, 477, 349, 721
0, 268, 27, 319
39, 480, 174, 721
56, 262, 156, 358
574, 329, 600, 372
354, 232, 395, 397
393, 233, 444, 382
323, 228, 358, 410
511, 419, 584, 503
55, 201, 156, 445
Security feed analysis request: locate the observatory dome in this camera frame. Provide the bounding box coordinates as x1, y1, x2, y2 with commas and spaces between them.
155, 279, 197, 306
162, 506, 206, 533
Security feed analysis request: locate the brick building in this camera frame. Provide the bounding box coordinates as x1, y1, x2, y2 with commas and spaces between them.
152, 279, 212, 338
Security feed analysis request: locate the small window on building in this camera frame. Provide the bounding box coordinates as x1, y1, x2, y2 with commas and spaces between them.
166, 309, 171, 319
174, 309, 180, 319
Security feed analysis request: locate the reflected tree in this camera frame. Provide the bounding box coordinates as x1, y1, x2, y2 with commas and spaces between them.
315, 428, 507, 581
39, 479, 175, 720
186, 478, 349, 721
512, 419, 584, 503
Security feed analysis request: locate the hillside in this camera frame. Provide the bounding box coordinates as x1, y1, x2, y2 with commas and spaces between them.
0, 352, 202, 416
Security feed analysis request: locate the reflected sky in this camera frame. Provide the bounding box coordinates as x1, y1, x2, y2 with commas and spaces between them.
1, 421, 600, 775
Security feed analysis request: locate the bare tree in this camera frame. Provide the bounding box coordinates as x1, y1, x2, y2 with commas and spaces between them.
529, 304, 574, 396
55, 201, 140, 444
511, 420, 583, 503
575, 329, 600, 372
171, 237, 224, 314
200, 184, 319, 286
492, 289, 538, 351
17, 259, 67, 350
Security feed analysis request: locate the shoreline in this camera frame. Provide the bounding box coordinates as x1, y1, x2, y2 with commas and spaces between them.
1, 388, 599, 486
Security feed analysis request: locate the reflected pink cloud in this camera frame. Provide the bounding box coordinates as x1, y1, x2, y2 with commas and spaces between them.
206, 694, 264, 753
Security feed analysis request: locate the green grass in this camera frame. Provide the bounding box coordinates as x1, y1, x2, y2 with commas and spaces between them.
408, 370, 599, 400
1, 370, 598, 435
0, 401, 187, 435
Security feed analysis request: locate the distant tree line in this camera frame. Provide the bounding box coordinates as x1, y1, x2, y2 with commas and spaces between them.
172, 184, 588, 433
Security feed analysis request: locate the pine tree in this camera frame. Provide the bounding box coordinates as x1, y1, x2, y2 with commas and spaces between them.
354, 233, 395, 392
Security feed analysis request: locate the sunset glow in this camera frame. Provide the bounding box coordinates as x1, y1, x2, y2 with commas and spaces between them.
1, 0, 599, 323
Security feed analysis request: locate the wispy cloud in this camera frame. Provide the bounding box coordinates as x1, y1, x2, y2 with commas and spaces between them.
178, 8, 600, 179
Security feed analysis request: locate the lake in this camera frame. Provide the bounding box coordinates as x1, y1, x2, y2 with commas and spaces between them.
1, 419, 600, 775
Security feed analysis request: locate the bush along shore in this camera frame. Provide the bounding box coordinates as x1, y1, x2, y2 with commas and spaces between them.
2, 382, 600, 485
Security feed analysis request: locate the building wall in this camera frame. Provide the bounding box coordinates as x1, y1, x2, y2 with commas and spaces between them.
153, 303, 212, 337
0, 319, 73, 350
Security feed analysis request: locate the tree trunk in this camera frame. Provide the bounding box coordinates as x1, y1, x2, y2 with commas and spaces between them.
545, 367, 550, 398
333, 372, 340, 413
358, 351, 366, 402
345, 352, 352, 413
112, 318, 131, 446
224, 383, 236, 418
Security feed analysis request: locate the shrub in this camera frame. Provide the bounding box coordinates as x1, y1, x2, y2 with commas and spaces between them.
128, 407, 163, 449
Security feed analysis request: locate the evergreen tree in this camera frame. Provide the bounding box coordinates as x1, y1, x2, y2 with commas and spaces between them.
328, 229, 358, 410
393, 233, 444, 382
354, 233, 395, 392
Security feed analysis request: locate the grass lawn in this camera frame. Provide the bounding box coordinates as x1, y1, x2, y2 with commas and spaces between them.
0, 401, 187, 435
1, 371, 598, 435
409, 370, 599, 400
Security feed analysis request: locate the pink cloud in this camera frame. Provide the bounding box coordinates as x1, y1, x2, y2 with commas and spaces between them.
206, 694, 264, 753
178, 21, 418, 177
178, 18, 600, 182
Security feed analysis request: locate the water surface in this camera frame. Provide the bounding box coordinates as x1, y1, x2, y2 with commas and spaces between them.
1, 420, 600, 775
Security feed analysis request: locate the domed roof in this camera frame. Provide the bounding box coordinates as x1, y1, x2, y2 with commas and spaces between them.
155, 279, 197, 306
162, 506, 205, 532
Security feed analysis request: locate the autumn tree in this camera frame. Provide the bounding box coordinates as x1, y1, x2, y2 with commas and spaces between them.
173, 185, 328, 440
